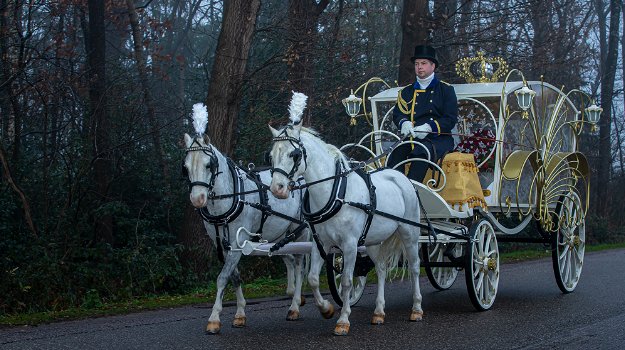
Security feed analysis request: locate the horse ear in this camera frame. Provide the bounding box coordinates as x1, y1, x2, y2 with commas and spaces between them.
184, 133, 193, 148
202, 133, 211, 145
268, 124, 280, 137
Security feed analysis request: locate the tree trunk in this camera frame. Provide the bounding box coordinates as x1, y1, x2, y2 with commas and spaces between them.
286, 0, 330, 124
596, 0, 621, 217
0, 0, 12, 144
204, 0, 261, 155
398, 0, 429, 85
529, 0, 551, 79
87, 0, 113, 244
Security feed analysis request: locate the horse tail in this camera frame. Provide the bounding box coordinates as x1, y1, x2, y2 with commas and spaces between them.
377, 232, 408, 281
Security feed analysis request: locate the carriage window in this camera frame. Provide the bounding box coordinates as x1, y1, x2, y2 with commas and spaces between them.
455, 97, 499, 189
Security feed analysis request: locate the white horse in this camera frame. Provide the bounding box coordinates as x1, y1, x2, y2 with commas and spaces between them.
268, 120, 424, 335
184, 132, 308, 334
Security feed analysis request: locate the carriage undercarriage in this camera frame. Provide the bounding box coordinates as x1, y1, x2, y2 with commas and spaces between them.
237, 192, 582, 312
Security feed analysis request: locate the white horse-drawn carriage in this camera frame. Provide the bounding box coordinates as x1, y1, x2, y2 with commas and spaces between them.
336, 52, 601, 311
184, 53, 601, 335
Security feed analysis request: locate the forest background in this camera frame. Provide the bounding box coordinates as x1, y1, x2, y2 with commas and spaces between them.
1, 0, 624, 316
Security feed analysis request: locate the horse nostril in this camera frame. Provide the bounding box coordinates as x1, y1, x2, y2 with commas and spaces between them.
278, 184, 284, 190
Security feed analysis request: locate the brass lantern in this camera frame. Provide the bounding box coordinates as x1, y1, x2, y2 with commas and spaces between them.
342, 90, 362, 126
514, 84, 536, 119
585, 103, 602, 132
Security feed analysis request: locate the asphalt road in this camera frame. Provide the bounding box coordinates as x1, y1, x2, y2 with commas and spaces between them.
2, 249, 624, 350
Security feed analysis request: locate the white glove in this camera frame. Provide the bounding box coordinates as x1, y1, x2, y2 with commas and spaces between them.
412, 123, 432, 139
400, 121, 416, 138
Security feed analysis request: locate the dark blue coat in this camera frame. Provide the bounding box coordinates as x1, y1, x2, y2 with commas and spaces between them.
392, 75, 458, 142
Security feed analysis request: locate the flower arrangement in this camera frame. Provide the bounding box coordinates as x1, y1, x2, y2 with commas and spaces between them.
455, 127, 496, 171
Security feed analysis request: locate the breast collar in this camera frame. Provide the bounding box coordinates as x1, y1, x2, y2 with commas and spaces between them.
301, 160, 347, 224
198, 157, 246, 225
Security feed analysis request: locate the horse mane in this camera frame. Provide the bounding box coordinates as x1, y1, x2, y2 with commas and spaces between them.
296, 127, 350, 169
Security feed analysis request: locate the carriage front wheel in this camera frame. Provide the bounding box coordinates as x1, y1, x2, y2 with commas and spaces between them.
465, 219, 499, 311
325, 252, 369, 307
551, 193, 585, 293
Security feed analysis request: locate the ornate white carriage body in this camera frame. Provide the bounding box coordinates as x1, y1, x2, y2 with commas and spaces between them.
339, 54, 601, 310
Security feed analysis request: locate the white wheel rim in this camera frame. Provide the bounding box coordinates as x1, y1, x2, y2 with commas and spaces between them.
556, 194, 585, 291
471, 221, 499, 309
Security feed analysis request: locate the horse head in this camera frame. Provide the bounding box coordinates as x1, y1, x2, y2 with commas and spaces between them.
183, 133, 221, 208
268, 124, 307, 199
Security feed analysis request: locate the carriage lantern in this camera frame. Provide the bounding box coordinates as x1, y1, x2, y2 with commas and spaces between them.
342, 89, 362, 126
514, 83, 536, 118
584, 103, 602, 132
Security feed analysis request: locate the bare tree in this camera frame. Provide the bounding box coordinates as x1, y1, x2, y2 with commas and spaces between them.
596, 0, 621, 216
125, 0, 169, 182
204, 0, 261, 155
398, 0, 429, 85
87, 0, 113, 243
285, 0, 330, 123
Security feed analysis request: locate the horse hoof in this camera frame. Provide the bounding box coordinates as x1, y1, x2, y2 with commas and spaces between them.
232, 315, 246, 328
286, 310, 300, 321
320, 303, 335, 319
410, 310, 423, 322
206, 321, 221, 334
300, 295, 306, 306
333, 322, 350, 336
371, 313, 385, 325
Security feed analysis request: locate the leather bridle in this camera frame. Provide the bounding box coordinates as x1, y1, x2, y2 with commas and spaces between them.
269, 127, 307, 185
183, 139, 221, 197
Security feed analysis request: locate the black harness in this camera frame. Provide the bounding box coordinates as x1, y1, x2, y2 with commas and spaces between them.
269, 126, 308, 188
185, 142, 272, 263
197, 158, 246, 263
266, 128, 447, 259
300, 162, 379, 259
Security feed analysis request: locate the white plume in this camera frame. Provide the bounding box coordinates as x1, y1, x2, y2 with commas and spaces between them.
192, 103, 208, 135
288, 91, 308, 125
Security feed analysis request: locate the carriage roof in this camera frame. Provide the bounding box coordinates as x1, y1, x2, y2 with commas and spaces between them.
369, 81, 574, 110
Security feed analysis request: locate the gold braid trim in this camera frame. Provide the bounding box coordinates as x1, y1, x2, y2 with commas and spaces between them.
396, 89, 412, 114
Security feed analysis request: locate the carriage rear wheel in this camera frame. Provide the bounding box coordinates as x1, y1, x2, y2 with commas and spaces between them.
465, 219, 499, 311
422, 242, 463, 290
325, 252, 369, 307
551, 193, 585, 293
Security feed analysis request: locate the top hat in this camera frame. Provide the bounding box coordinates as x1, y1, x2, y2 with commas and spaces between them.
410, 45, 438, 66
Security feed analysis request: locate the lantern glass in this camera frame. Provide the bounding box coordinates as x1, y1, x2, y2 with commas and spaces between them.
342, 91, 362, 118
514, 85, 536, 111
585, 104, 602, 124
